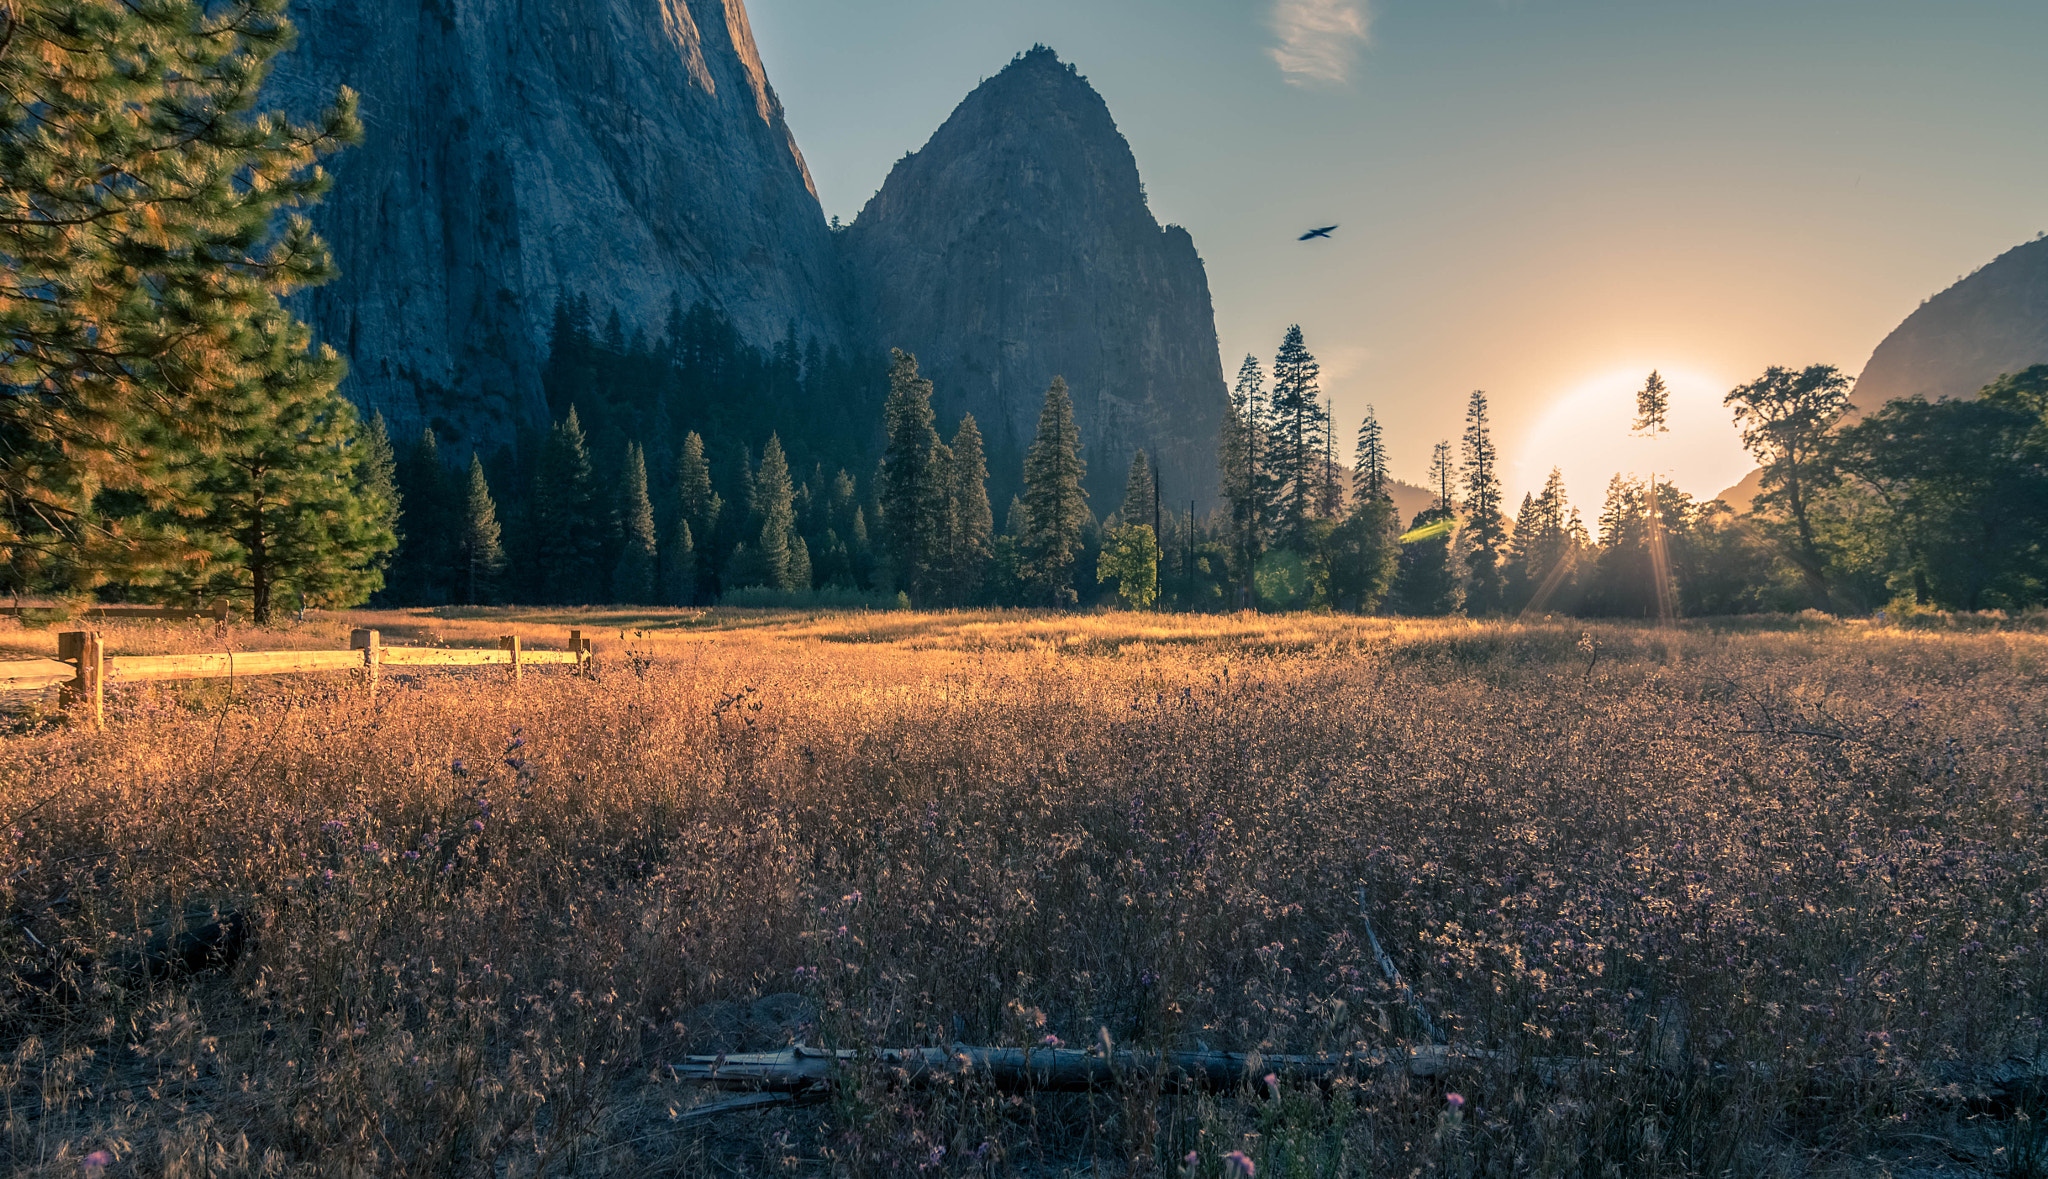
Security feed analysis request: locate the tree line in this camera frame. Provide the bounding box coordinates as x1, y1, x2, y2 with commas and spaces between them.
5, 2, 2042, 622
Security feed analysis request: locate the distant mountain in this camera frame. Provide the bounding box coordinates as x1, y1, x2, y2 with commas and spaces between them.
1853, 236, 2048, 411
841, 47, 1230, 509
266, 0, 847, 452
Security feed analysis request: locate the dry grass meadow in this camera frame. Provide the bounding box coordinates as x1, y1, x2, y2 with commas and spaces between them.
0, 607, 2043, 1177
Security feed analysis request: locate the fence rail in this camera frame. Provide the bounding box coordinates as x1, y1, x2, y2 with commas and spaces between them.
2, 628, 600, 728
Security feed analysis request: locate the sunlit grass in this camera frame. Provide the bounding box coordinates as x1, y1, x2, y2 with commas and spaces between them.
0, 610, 2041, 1175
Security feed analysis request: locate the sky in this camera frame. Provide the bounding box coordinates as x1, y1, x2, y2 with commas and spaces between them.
747, 0, 2048, 505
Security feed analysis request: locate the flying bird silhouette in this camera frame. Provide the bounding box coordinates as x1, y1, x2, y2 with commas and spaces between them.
1298, 225, 1338, 241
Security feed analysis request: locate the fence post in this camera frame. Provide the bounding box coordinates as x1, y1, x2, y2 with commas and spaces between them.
58, 630, 103, 729
351, 628, 381, 700
569, 629, 592, 677
499, 634, 521, 682
209, 598, 230, 622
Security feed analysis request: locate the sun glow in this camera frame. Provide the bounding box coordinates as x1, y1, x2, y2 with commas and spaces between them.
1510, 367, 1754, 512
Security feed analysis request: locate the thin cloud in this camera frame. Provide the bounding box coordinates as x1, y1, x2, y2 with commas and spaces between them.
1268, 0, 1373, 86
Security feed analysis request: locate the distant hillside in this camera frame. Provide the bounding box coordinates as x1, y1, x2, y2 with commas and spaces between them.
1853, 235, 2048, 410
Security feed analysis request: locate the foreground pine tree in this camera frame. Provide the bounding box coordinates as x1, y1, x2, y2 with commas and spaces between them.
457, 455, 506, 605
1021, 377, 1089, 605
0, 0, 359, 589
153, 310, 393, 623
1461, 391, 1507, 613
613, 443, 659, 604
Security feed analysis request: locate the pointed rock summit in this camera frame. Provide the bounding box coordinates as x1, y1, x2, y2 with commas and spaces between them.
267, 0, 846, 449
843, 47, 1230, 506
1854, 235, 2048, 409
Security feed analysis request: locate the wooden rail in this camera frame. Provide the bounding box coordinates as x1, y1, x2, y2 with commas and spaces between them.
2, 628, 602, 728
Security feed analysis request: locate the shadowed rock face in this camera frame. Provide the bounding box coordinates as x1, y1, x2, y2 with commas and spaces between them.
267, 0, 846, 451
1854, 237, 2048, 411
841, 48, 1230, 507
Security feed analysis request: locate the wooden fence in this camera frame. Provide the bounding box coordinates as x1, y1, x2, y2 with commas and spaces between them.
1, 628, 600, 728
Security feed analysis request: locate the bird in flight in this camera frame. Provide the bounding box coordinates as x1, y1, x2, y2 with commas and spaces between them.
1298, 225, 1338, 241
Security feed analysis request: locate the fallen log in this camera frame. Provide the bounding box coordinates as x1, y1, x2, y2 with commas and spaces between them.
672, 1041, 1487, 1096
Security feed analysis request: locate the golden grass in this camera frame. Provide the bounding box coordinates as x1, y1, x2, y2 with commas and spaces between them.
0, 611, 2043, 1176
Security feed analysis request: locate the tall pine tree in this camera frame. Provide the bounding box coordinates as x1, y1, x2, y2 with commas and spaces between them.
1021, 377, 1089, 605
1267, 326, 1330, 544
457, 454, 506, 605
0, 0, 360, 589
1461, 391, 1506, 613
534, 407, 602, 604
1120, 450, 1155, 526
1218, 354, 1271, 600
943, 415, 994, 603
879, 350, 943, 601
613, 443, 659, 603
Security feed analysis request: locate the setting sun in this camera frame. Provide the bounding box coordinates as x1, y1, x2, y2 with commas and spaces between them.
1511, 367, 1755, 511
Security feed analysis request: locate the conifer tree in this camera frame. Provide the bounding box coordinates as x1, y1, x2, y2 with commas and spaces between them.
613, 443, 659, 603
1319, 398, 1344, 520
1021, 377, 1090, 605
458, 454, 506, 605
788, 535, 813, 593
1267, 326, 1330, 542
361, 412, 402, 573
1353, 406, 1389, 504
1120, 450, 1156, 526
1429, 441, 1456, 510
1330, 407, 1399, 612
1461, 391, 1506, 613
879, 350, 943, 600
671, 431, 720, 601
664, 520, 697, 606
390, 428, 457, 604
0, 0, 360, 588
944, 415, 994, 602
752, 434, 799, 592
1218, 354, 1272, 598
534, 407, 602, 603
155, 312, 393, 623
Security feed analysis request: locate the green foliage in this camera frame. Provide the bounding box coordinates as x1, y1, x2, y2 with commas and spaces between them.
1328, 495, 1399, 613
735, 434, 800, 593
1253, 546, 1314, 610
1218, 355, 1272, 598
613, 443, 659, 604
457, 454, 505, 606
879, 350, 943, 601
937, 414, 994, 604
1461, 390, 1506, 613
1726, 364, 1853, 605
534, 408, 603, 604
1021, 377, 1089, 605
0, 0, 360, 589
1392, 506, 1462, 616
150, 311, 393, 623
1119, 449, 1156, 527
1097, 523, 1160, 609
1267, 326, 1329, 542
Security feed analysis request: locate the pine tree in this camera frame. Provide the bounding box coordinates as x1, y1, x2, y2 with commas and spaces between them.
664, 519, 697, 606
1218, 354, 1271, 599
751, 434, 799, 592
1634, 371, 1679, 623
1319, 398, 1344, 520
1505, 467, 1581, 614
944, 415, 994, 602
1428, 441, 1456, 510
1461, 391, 1506, 613
1353, 406, 1389, 504
534, 407, 602, 604
671, 431, 720, 602
458, 454, 506, 605
0, 0, 360, 589
153, 310, 394, 623
788, 535, 813, 592
613, 443, 659, 603
1021, 376, 1090, 605
1120, 450, 1156, 526
1267, 326, 1330, 542
390, 428, 457, 604
879, 350, 943, 601
360, 412, 402, 601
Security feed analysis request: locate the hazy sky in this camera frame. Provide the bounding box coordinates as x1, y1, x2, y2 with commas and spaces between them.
748, 0, 2048, 504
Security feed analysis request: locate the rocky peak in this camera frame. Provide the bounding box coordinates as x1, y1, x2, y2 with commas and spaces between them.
1854, 235, 2048, 410
844, 46, 1229, 508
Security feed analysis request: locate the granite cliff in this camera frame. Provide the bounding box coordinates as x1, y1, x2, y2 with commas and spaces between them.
267, 0, 846, 451
842, 47, 1229, 508
1854, 236, 2048, 410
